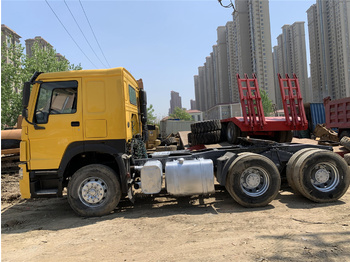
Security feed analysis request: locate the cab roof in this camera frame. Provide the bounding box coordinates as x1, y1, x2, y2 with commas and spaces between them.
36, 67, 137, 84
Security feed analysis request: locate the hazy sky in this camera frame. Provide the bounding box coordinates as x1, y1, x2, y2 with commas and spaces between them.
2, 0, 315, 118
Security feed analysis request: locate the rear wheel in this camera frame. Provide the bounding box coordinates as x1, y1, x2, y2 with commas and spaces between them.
286, 148, 323, 193
293, 150, 350, 202
226, 153, 281, 207
226, 122, 241, 144
68, 164, 121, 217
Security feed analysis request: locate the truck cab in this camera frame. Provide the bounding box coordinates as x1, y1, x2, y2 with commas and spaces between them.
19, 68, 147, 211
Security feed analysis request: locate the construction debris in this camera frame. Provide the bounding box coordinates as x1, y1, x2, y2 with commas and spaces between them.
313, 124, 339, 145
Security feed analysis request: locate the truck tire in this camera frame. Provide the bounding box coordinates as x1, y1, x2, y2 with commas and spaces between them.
226, 153, 281, 207
344, 153, 350, 165
187, 132, 193, 145
192, 130, 221, 145
293, 150, 350, 203
204, 130, 221, 144
226, 122, 241, 144
340, 136, 350, 151
286, 148, 323, 194
190, 123, 198, 134
68, 164, 121, 217
273, 131, 293, 143
285, 131, 293, 143
191, 120, 221, 134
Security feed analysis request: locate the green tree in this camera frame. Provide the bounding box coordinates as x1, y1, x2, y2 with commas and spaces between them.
1, 41, 26, 129
1, 40, 82, 129
169, 107, 192, 121
147, 104, 157, 125
260, 89, 273, 116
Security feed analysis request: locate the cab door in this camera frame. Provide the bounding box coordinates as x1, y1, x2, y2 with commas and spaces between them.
27, 79, 83, 170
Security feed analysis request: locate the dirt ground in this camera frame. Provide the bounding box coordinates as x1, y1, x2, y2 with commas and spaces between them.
1, 171, 350, 262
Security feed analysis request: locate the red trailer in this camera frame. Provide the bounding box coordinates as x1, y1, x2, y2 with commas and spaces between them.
324, 96, 350, 139
222, 74, 308, 143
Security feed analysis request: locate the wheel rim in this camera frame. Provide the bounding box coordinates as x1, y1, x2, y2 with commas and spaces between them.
78, 177, 108, 207
240, 167, 270, 197
310, 162, 340, 192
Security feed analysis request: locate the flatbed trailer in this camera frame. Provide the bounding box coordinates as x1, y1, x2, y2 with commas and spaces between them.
222, 74, 308, 144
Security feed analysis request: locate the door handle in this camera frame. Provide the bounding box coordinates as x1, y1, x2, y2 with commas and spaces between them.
71, 121, 80, 127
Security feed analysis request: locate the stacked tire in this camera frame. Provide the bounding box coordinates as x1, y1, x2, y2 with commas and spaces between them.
190, 120, 221, 146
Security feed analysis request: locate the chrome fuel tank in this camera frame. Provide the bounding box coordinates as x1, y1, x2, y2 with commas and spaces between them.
141, 160, 162, 194
165, 158, 215, 196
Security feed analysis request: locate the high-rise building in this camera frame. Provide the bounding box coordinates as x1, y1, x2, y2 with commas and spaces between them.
194, 0, 275, 118
216, 26, 230, 104
233, 0, 276, 103
196, 66, 206, 112
272, 46, 282, 109
190, 99, 196, 110
169, 91, 182, 115
205, 55, 216, 109
226, 21, 240, 104
194, 75, 200, 110
212, 45, 219, 105
307, 0, 350, 102
1, 24, 21, 64
273, 22, 310, 109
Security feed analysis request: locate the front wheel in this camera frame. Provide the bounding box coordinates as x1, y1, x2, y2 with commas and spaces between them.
226, 153, 281, 207
68, 164, 121, 217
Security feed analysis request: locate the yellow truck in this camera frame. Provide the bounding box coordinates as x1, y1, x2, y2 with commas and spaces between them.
19, 68, 350, 217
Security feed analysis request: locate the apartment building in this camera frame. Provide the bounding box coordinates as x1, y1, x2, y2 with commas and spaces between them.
234, 0, 275, 103
1, 24, 21, 64
194, 0, 276, 120
216, 26, 230, 105
226, 21, 240, 104
205, 55, 215, 109
307, 0, 350, 102
273, 22, 310, 109
190, 99, 196, 110
169, 91, 182, 115
25, 36, 68, 62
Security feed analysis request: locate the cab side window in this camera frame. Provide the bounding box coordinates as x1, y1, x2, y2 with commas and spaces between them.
35, 81, 78, 124
129, 85, 137, 106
